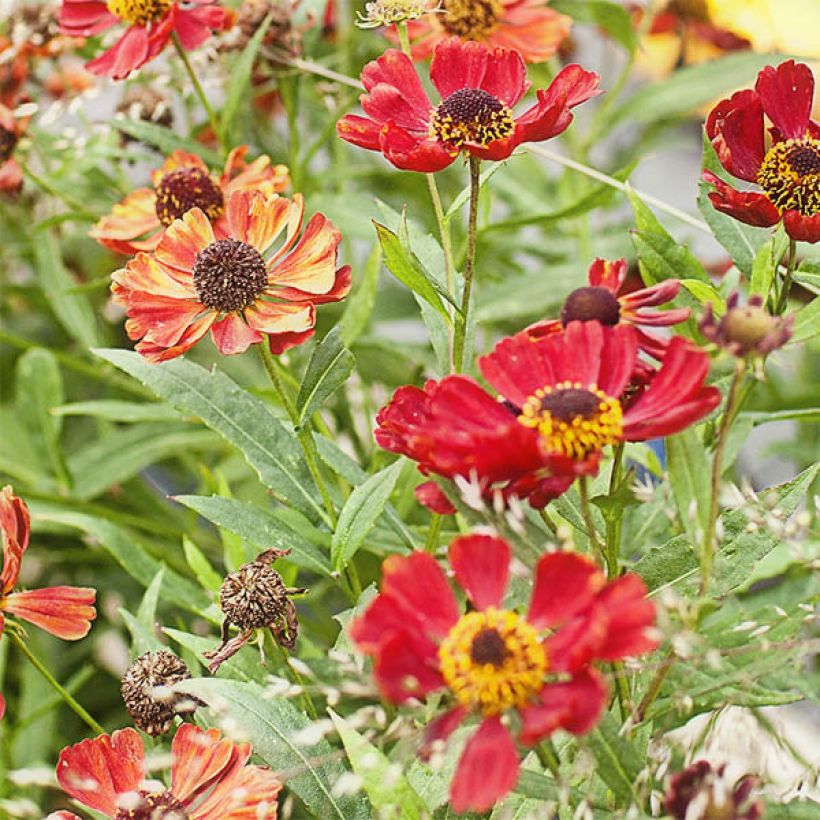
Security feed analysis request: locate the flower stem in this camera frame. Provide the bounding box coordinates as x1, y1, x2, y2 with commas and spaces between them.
699, 359, 746, 596
578, 476, 605, 564
633, 647, 675, 724
8, 630, 104, 735
171, 32, 223, 151
604, 443, 625, 577
452, 156, 481, 373
426, 174, 456, 295
395, 21, 412, 55
775, 238, 797, 314
424, 513, 442, 553
273, 639, 318, 720
539, 508, 558, 537
535, 739, 561, 778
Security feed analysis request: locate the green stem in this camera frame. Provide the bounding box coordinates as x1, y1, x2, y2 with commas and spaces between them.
775, 238, 797, 314
274, 640, 318, 720
611, 660, 632, 721
605, 443, 625, 577
395, 21, 412, 56
535, 740, 561, 778
171, 32, 223, 151
452, 156, 481, 373
8, 630, 104, 734
633, 647, 675, 724
426, 174, 455, 295
19, 161, 97, 219
424, 513, 442, 553
578, 476, 605, 562
539, 508, 558, 537
700, 359, 746, 596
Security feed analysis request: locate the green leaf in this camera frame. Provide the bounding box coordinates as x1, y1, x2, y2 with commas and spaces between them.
794, 259, 820, 296
749, 235, 785, 299
120, 609, 165, 655
331, 460, 404, 570
137, 568, 165, 637
174, 494, 333, 577
329, 709, 427, 818
175, 678, 368, 820
790, 296, 820, 343
296, 328, 355, 428
52, 399, 181, 423
373, 220, 452, 322
741, 408, 820, 425
609, 52, 790, 127
94, 349, 328, 525
33, 231, 101, 348
182, 536, 222, 594
340, 244, 381, 346
666, 427, 711, 544
15, 348, 66, 482
585, 713, 643, 806
113, 118, 222, 165
220, 13, 273, 143
445, 162, 505, 219
679, 278, 725, 310
551, 0, 636, 52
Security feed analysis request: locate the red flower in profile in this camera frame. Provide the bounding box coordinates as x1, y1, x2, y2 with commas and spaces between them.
0, 103, 24, 195
703, 60, 820, 243
337, 37, 599, 172
1, 486, 96, 644
525, 258, 690, 359
392, 0, 572, 64
351, 534, 657, 812
111, 190, 351, 361
376, 321, 720, 507
59, 0, 234, 80
52, 723, 281, 818
90, 147, 290, 256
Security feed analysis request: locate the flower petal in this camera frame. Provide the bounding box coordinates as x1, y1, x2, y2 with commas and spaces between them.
85, 24, 152, 80
209, 314, 264, 355
193, 763, 282, 818
89, 187, 161, 254
268, 212, 341, 294
587, 257, 627, 291
337, 115, 383, 150
3, 586, 96, 639
450, 717, 520, 814
419, 705, 468, 760
1, 486, 29, 593
706, 89, 765, 182
430, 37, 489, 101
379, 122, 457, 172
783, 209, 820, 243
755, 60, 814, 141
593, 574, 658, 660
527, 552, 605, 630
448, 534, 510, 611
702, 171, 780, 227
360, 49, 432, 131
155, 207, 215, 273
373, 630, 445, 702
414, 481, 457, 515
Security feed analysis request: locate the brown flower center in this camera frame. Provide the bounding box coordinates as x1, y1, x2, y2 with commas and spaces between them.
220, 560, 290, 629
440, 0, 502, 39
0, 124, 18, 164
115, 790, 189, 820
561, 286, 621, 326
667, 0, 709, 22
757, 136, 820, 216
192, 238, 268, 312
107, 0, 172, 25
431, 87, 514, 149
154, 167, 225, 226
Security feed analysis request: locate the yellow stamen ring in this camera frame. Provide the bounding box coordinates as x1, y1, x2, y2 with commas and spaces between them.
757, 136, 820, 217
107, 0, 171, 25
438, 608, 546, 716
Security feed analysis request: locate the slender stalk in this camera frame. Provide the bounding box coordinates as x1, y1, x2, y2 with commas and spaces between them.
426, 174, 455, 294
19, 161, 97, 219
171, 33, 222, 150
605, 443, 625, 577
535, 740, 561, 778
699, 360, 745, 596
274, 640, 318, 720
258, 346, 337, 528
611, 661, 632, 721
395, 21, 412, 55
8, 631, 104, 734
775, 239, 797, 314
633, 647, 675, 724
285, 56, 364, 90
539, 508, 559, 537
424, 513, 442, 553
578, 477, 605, 563
452, 156, 481, 373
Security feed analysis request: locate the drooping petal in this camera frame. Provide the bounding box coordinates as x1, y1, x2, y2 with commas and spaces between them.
192, 763, 282, 818
58, 0, 118, 36
134, 312, 214, 363
209, 314, 264, 355
545, 602, 609, 673
85, 24, 152, 80
267, 328, 315, 355
587, 257, 628, 292
268, 212, 341, 294
593, 574, 659, 660
450, 717, 520, 814
379, 122, 457, 172
336, 115, 383, 150
702, 171, 780, 227
595, 323, 639, 398
373, 631, 445, 702
755, 60, 814, 141
479, 331, 555, 407
448, 534, 510, 611
360, 49, 432, 130
89, 187, 161, 254
414, 481, 457, 515
705, 90, 765, 182
173, 5, 232, 51
1, 486, 29, 593
56, 729, 145, 816
783, 209, 820, 243
3, 586, 96, 640
419, 705, 468, 760
244, 301, 313, 335
527, 551, 606, 630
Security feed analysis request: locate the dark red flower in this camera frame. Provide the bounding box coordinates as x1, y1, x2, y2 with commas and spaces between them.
337, 37, 599, 172
526, 258, 690, 359
704, 60, 820, 243
663, 760, 764, 820
375, 321, 720, 507
59, 0, 234, 80
351, 534, 658, 813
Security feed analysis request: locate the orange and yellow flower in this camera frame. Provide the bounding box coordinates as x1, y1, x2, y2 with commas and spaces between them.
111, 190, 351, 361
90, 146, 289, 256
393, 0, 572, 64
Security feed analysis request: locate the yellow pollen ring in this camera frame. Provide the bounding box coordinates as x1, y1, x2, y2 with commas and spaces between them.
440, 0, 503, 40
757, 136, 820, 217
438, 608, 547, 716
518, 381, 624, 460
107, 0, 171, 25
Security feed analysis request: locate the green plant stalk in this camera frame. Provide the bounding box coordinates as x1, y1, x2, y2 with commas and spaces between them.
633, 647, 675, 724
775, 238, 797, 313
18, 161, 97, 219
273, 638, 318, 720
452, 156, 481, 373
8, 630, 104, 735
171, 33, 223, 151
539, 508, 559, 537
424, 513, 442, 553
605, 443, 625, 577
535, 739, 561, 778
700, 359, 746, 596
578, 476, 605, 564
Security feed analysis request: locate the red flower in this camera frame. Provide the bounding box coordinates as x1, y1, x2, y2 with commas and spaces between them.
337, 37, 599, 172
90, 146, 290, 256
0, 103, 23, 195
59, 0, 234, 80
351, 534, 658, 812
376, 321, 720, 507
703, 60, 820, 243
525, 258, 690, 359
111, 190, 351, 361
52, 723, 281, 818
1, 486, 96, 643
390, 0, 572, 64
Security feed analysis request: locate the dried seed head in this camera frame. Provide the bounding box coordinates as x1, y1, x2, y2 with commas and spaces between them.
221, 556, 291, 630
120, 651, 195, 736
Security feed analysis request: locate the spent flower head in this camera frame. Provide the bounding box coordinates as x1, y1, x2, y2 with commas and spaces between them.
356, 0, 433, 28
700, 292, 793, 357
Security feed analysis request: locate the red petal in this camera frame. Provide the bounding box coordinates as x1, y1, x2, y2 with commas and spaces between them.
59, 0, 117, 35
1, 486, 29, 593
430, 38, 491, 101
528, 551, 605, 630
783, 210, 820, 243
360, 49, 432, 131
85, 24, 151, 80
595, 323, 639, 398
419, 705, 467, 760
755, 60, 814, 142
351, 593, 421, 653
373, 631, 445, 702
194, 763, 282, 817
268, 327, 315, 354
478, 45, 529, 108
702, 171, 780, 227
545, 602, 609, 673
56, 729, 145, 816
706, 90, 764, 182
414, 481, 456, 515
379, 122, 456, 172
479, 330, 556, 407
4, 586, 96, 639
587, 257, 627, 291
594, 574, 658, 660
518, 669, 607, 745
448, 534, 510, 610
337, 115, 382, 150
450, 717, 520, 813
210, 314, 264, 355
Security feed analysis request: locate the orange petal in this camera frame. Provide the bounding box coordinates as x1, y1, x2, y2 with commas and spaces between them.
111, 253, 196, 303
245, 300, 313, 334
123, 296, 209, 347
268, 212, 341, 294
135, 312, 214, 362
3, 585, 96, 639
151, 148, 208, 185
210, 313, 264, 355
89, 187, 159, 252
1, 486, 29, 594
194, 763, 282, 817
155, 208, 215, 273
